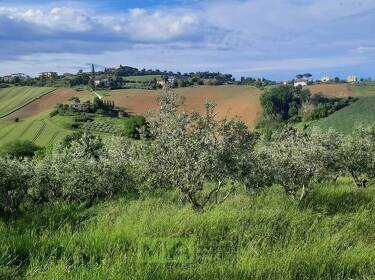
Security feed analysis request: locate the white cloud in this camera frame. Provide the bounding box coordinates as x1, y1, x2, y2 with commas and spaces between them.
0, 6, 93, 32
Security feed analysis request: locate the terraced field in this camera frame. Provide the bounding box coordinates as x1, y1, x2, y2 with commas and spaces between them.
0, 86, 55, 118
0, 113, 71, 147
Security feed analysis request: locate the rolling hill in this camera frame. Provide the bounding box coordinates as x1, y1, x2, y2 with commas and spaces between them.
0, 86, 55, 118
313, 96, 375, 134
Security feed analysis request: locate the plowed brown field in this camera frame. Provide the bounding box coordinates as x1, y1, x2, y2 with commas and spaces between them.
105, 85, 261, 128
307, 84, 354, 97
6, 88, 89, 120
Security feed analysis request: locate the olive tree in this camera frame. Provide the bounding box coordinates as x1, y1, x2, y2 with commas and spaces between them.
341, 125, 375, 188
0, 158, 31, 212
29, 133, 135, 204
137, 90, 256, 211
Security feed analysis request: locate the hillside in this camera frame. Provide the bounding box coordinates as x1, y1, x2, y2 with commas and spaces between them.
313, 96, 375, 134
0, 86, 55, 118
5, 88, 91, 120
105, 85, 261, 128
0, 113, 72, 147
2, 182, 375, 279
307, 83, 375, 97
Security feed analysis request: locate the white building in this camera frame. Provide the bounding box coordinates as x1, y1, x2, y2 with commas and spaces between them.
321, 75, 330, 83
294, 78, 308, 87
347, 75, 358, 83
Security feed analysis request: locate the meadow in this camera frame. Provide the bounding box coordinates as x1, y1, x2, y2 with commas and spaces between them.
2, 181, 375, 280
314, 96, 375, 134
0, 87, 55, 118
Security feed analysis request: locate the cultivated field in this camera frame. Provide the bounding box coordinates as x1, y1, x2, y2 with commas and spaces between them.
314, 96, 375, 134
105, 85, 261, 128
123, 75, 162, 82
0, 86, 55, 118
308, 83, 375, 97
0, 113, 71, 147
5, 88, 90, 120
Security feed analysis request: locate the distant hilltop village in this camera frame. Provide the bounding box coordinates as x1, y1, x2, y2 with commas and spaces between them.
0, 64, 371, 90
283, 73, 365, 88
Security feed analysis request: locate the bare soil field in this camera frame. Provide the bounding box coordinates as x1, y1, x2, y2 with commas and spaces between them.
105, 85, 261, 128
307, 84, 354, 97
6, 88, 89, 120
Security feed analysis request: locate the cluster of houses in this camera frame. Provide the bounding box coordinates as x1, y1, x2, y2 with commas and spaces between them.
1, 72, 59, 82
2, 73, 31, 83
285, 74, 360, 88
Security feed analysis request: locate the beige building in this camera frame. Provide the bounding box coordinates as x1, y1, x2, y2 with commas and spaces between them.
39, 72, 58, 79
321, 75, 330, 83
347, 75, 358, 83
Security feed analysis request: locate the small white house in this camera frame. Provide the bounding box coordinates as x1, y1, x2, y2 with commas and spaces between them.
294, 78, 308, 87
321, 75, 330, 83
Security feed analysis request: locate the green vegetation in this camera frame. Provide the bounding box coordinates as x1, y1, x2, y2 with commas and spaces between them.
0, 114, 71, 147
1, 89, 375, 279
257, 85, 357, 130
348, 81, 375, 95
0, 140, 41, 158
0, 86, 55, 117
123, 75, 162, 82
314, 96, 375, 134
2, 183, 375, 279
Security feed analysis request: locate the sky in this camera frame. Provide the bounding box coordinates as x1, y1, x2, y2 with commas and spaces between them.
0, 0, 374, 80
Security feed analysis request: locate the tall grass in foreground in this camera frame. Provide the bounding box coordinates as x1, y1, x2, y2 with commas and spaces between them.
1, 180, 375, 279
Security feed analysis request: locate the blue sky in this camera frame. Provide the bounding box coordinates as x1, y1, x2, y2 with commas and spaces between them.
0, 0, 374, 80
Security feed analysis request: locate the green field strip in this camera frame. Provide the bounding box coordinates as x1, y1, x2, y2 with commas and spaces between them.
0, 87, 56, 118
0, 121, 34, 143
32, 121, 47, 143
18, 121, 44, 142
0, 124, 16, 142
18, 120, 36, 139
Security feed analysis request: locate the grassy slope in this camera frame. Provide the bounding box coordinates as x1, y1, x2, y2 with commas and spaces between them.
0, 113, 72, 147
2, 181, 375, 279
0, 87, 55, 117
348, 82, 375, 95
313, 96, 375, 134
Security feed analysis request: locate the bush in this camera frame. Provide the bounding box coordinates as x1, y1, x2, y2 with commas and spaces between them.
123, 116, 146, 139
0, 158, 31, 212
0, 140, 41, 159
341, 125, 375, 188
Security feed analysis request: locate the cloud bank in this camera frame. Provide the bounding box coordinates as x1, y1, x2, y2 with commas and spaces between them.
0, 0, 374, 79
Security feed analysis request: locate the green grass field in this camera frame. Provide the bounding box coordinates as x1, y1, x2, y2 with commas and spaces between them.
123, 75, 162, 82
348, 82, 375, 95
0, 86, 55, 118
313, 96, 375, 134
2, 181, 375, 279
0, 113, 72, 147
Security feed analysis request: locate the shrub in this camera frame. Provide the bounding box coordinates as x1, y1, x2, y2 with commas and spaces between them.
135, 90, 257, 210
341, 125, 375, 188
123, 116, 146, 139
0, 158, 31, 212
265, 127, 342, 201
